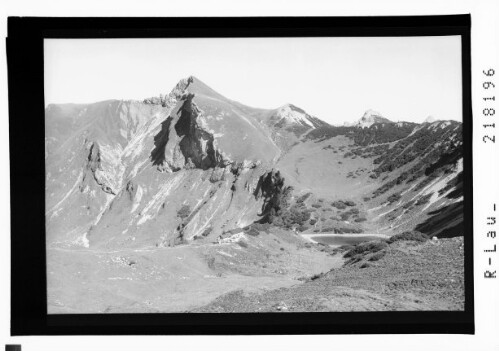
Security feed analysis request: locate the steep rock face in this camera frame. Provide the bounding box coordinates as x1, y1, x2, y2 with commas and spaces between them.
151, 94, 230, 172
84, 141, 117, 194
149, 76, 282, 165
87, 142, 101, 172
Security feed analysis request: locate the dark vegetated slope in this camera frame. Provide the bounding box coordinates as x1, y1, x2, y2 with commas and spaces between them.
415, 202, 464, 238
372, 122, 462, 176
352, 122, 416, 146
304, 122, 415, 146
424, 145, 462, 176
442, 172, 464, 199
370, 122, 463, 198
387, 231, 429, 243
304, 125, 354, 141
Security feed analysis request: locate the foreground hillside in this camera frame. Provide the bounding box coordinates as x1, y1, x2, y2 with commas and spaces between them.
195, 236, 465, 312
48, 226, 464, 313
47, 226, 341, 313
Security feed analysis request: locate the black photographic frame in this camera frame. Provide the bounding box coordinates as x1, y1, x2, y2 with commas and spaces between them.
7, 15, 473, 335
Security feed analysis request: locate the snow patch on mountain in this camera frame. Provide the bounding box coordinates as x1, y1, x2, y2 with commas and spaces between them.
356, 109, 392, 128
131, 185, 144, 213
275, 104, 315, 128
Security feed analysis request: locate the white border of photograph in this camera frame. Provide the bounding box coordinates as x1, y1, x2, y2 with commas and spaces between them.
0, 0, 498, 351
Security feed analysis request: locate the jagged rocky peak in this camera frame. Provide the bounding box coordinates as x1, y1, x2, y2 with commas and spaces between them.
151, 92, 231, 173
356, 109, 392, 128
143, 76, 195, 107
143, 76, 229, 107
171, 75, 195, 96
183, 76, 229, 100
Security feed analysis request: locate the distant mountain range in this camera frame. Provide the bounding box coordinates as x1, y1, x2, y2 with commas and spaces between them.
342, 110, 441, 129
45, 76, 464, 250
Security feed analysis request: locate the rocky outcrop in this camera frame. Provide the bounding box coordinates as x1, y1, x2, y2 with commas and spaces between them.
151, 93, 231, 172
254, 169, 292, 222
84, 141, 116, 195
125, 180, 137, 201
87, 142, 101, 172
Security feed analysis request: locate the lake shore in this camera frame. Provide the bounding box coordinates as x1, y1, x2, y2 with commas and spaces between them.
301, 233, 390, 247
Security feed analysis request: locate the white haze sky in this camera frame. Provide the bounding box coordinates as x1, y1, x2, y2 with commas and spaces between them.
44, 37, 462, 124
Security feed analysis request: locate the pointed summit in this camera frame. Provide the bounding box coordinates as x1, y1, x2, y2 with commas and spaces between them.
143, 76, 230, 106
271, 103, 330, 130
182, 76, 227, 101
356, 109, 392, 128
274, 104, 317, 128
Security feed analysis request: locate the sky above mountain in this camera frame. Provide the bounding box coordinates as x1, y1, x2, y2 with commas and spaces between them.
44, 36, 462, 124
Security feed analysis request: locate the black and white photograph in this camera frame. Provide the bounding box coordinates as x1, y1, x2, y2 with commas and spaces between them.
44, 36, 467, 314
8, 4, 499, 350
